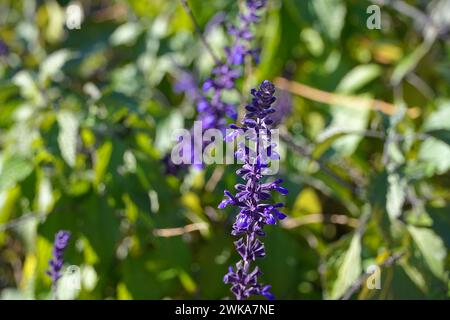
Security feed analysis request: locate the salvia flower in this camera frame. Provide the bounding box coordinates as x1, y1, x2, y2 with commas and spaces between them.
165, 1, 268, 174
225, 0, 267, 65
47, 230, 71, 290
199, 0, 268, 133
219, 80, 288, 300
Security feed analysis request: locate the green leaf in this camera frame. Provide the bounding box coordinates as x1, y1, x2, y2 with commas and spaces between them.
36, 175, 54, 215
408, 226, 447, 280
80, 196, 120, 269
81, 265, 98, 292
422, 102, 450, 145
391, 39, 433, 85
94, 141, 113, 187
418, 138, 450, 175
12, 71, 45, 106
260, 228, 315, 299
44, 1, 65, 44
292, 187, 322, 217
399, 261, 427, 293
418, 101, 450, 174
110, 22, 143, 46
0, 187, 21, 244
0, 288, 33, 300
311, 0, 346, 41
178, 269, 197, 294
257, 8, 282, 78
330, 233, 362, 299
386, 173, 406, 221
316, 64, 380, 156
39, 49, 74, 83
427, 205, 450, 248
0, 155, 34, 192
390, 264, 428, 298
155, 111, 184, 154
423, 101, 450, 131
300, 28, 324, 57
336, 64, 382, 94
57, 110, 79, 167
313, 130, 348, 159
319, 104, 370, 156
426, 129, 450, 146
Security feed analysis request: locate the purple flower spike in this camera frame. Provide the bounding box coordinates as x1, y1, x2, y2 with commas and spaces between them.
219, 81, 288, 300
46, 230, 71, 290
165, 1, 269, 174
192, 0, 268, 134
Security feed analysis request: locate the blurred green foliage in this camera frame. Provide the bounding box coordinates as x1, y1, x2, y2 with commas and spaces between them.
0, 0, 448, 300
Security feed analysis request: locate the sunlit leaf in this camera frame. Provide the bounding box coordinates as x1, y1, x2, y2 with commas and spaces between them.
311, 0, 346, 41
178, 269, 197, 294
336, 64, 382, 94
320, 104, 370, 156
155, 111, 184, 154
292, 187, 322, 217
418, 102, 450, 174
391, 40, 433, 85
386, 173, 406, 221
408, 226, 446, 280
0, 155, 34, 192
425, 129, 450, 146
39, 49, 74, 83
57, 110, 79, 167
94, 141, 113, 187
330, 233, 361, 299
110, 22, 143, 46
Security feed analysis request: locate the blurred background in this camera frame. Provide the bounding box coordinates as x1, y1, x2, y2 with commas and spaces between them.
0, 0, 449, 300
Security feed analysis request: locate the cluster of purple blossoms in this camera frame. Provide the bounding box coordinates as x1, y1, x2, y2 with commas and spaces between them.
219, 80, 288, 300
225, 0, 267, 66
165, 1, 269, 174
199, 0, 268, 131
46, 230, 71, 290
167, 0, 266, 175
